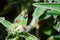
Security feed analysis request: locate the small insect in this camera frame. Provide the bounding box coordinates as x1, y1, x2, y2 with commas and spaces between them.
16, 20, 21, 23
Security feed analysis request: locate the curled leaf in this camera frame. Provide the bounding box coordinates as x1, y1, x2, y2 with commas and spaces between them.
33, 3, 60, 11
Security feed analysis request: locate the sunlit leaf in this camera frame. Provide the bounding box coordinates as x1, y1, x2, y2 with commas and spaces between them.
0, 17, 5, 22
30, 17, 37, 27
9, 23, 24, 35
1, 20, 12, 29
47, 10, 60, 15
33, 3, 60, 11
21, 18, 28, 27
33, 7, 46, 18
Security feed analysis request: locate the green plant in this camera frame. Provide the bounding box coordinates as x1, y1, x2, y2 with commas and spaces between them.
0, 9, 38, 40
0, 0, 60, 40
33, 2, 60, 40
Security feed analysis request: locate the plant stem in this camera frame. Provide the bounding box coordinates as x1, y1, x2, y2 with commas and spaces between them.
35, 23, 40, 40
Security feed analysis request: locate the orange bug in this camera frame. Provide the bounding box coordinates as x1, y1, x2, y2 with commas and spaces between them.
16, 20, 21, 23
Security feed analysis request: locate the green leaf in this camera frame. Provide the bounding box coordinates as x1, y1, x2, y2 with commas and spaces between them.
43, 14, 51, 20
21, 18, 28, 27
39, 13, 51, 22
20, 32, 37, 40
14, 9, 28, 22
53, 15, 57, 23
53, 15, 57, 19
47, 10, 60, 15
5, 35, 17, 40
30, 17, 37, 27
26, 36, 37, 40
53, 15, 58, 23
1, 20, 12, 28
33, 7, 46, 18
0, 17, 5, 22
53, 22, 60, 32
25, 33, 37, 40
43, 29, 52, 35
33, 3, 60, 11
8, 23, 24, 34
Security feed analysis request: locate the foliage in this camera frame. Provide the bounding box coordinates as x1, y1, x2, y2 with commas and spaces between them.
33, 0, 60, 40
0, 0, 60, 40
